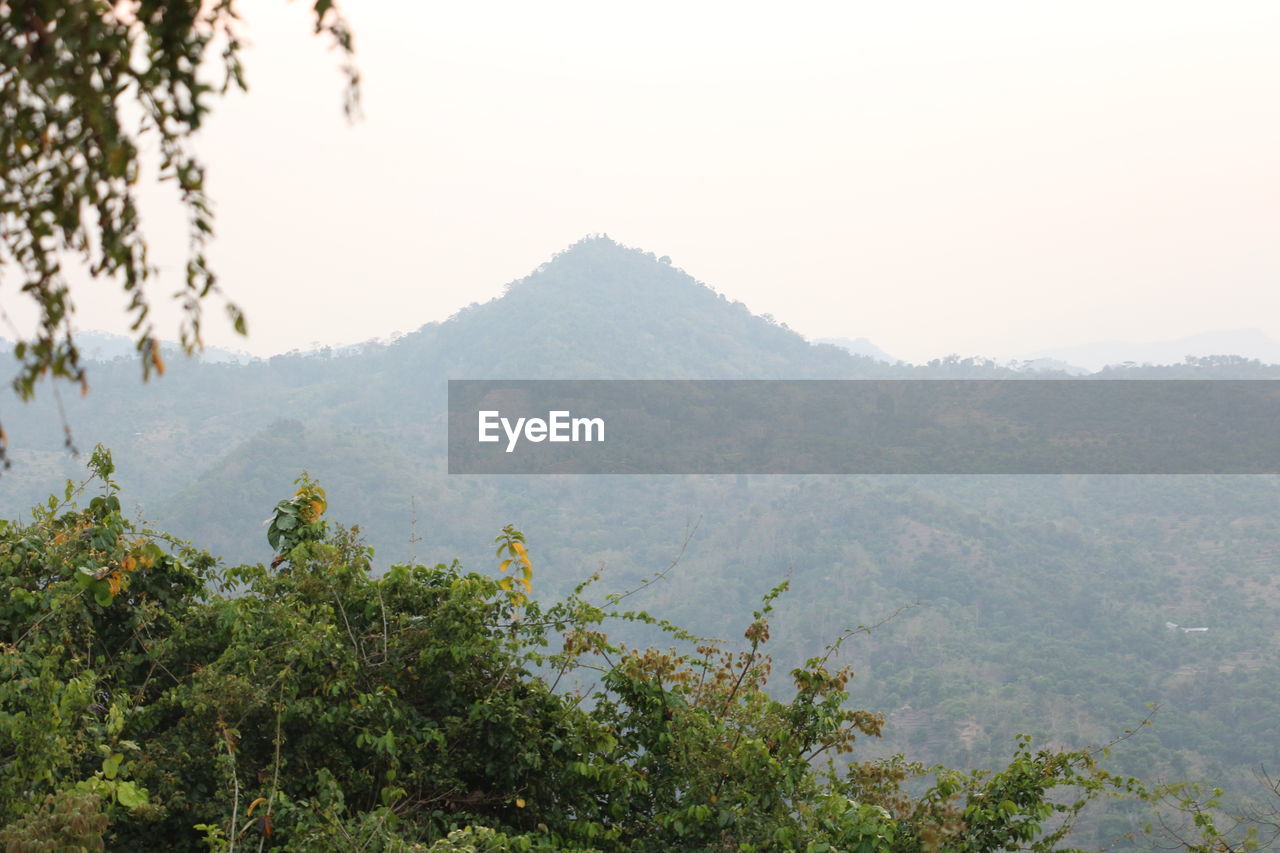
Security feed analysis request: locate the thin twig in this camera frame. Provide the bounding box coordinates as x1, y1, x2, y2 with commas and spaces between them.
816, 601, 922, 667
1085, 703, 1159, 757
377, 583, 389, 665
604, 516, 700, 607
222, 725, 241, 853
258, 685, 285, 853
13, 588, 86, 648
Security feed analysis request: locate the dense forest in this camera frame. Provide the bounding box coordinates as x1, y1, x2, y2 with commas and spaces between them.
4, 237, 1280, 850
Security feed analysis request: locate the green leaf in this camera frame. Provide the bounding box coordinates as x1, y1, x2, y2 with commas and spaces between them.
103, 752, 123, 780
115, 781, 148, 809
92, 580, 114, 606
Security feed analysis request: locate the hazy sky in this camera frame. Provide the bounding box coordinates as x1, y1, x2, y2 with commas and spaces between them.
50, 1, 1280, 364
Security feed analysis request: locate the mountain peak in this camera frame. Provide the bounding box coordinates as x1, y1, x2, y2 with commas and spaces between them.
398, 238, 873, 379
514, 234, 693, 298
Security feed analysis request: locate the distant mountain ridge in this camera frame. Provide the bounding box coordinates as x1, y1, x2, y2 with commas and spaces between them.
2, 235, 1278, 522
1021, 328, 1280, 372
36, 238, 1278, 378
813, 336, 898, 363
0, 330, 255, 365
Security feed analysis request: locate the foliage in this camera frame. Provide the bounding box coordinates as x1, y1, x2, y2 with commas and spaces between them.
0, 791, 108, 852
265, 472, 328, 568
0, 446, 210, 829
495, 524, 532, 606
3, 457, 1229, 851
0, 0, 357, 464
1140, 777, 1278, 853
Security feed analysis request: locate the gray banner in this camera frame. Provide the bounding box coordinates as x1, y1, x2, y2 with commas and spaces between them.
447, 380, 1280, 474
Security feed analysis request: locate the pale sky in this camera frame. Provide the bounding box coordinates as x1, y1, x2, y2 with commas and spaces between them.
47, 1, 1280, 364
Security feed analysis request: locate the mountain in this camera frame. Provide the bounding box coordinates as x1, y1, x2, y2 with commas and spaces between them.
0, 330, 256, 365
3, 235, 1277, 529
813, 336, 898, 363
1023, 328, 1280, 372
386, 236, 892, 381
3, 234, 1277, 523
1010, 357, 1091, 375
0, 237, 877, 519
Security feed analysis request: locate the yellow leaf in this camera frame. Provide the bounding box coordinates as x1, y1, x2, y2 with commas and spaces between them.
515, 797, 526, 808
499, 559, 512, 573
519, 555, 531, 569
121, 556, 137, 572
520, 577, 532, 594
499, 578, 512, 591
247, 797, 269, 816
511, 541, 527, 557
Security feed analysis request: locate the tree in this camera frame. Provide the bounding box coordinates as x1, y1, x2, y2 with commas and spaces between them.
0, 0, 358, 464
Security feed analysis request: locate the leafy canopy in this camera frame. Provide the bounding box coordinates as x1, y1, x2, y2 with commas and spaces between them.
0, 452, 1219, 852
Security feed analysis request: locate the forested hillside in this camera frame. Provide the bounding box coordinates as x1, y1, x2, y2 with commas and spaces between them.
4, 237, 1280, 849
